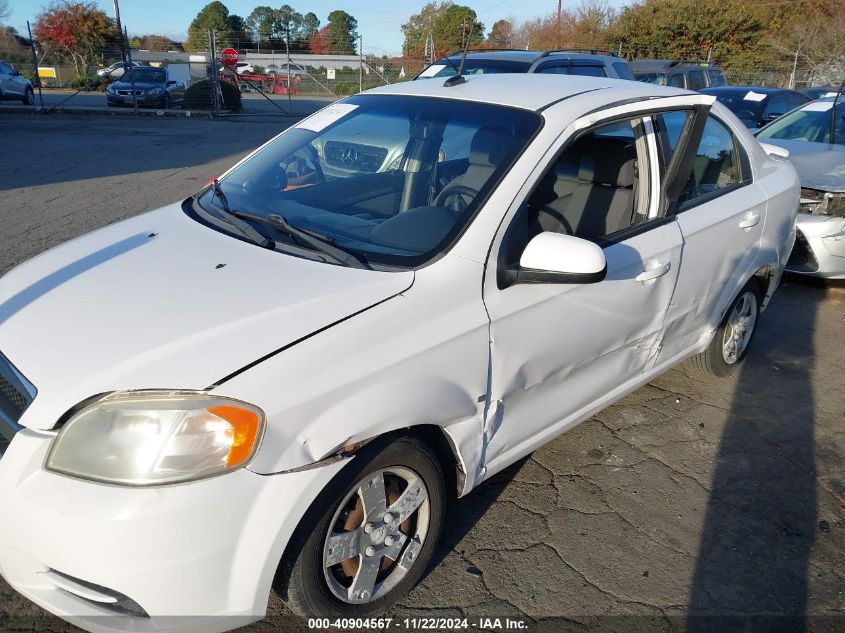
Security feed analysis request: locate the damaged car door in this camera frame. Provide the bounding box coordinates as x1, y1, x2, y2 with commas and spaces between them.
479, 96, 713, 473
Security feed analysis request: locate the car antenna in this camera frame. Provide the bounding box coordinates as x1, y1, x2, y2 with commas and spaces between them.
829, 77, 845, 145
443, 23, 475, 87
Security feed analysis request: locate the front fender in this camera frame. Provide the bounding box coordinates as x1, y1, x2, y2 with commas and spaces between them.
212, 255, 491, 495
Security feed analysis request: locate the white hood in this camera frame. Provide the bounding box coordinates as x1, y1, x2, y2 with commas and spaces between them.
0, 203, 413, 430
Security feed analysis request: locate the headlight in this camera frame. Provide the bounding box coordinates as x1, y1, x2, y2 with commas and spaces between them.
147, 87, 163, 95
106, 84, 116, 94
45, 391, 265, 486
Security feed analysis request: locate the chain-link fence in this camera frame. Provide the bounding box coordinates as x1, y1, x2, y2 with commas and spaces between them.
6, 24, 841, 118
723, 67, 840, 90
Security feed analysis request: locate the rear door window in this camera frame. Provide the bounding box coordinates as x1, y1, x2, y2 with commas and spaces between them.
687, 70, 707, 91
707, 70, 726, 87
655, 111, 690, 159
667, 74, 685, 88
537, 64, 570, 75
571, 64, 607, 78
676, 116, 744, 208
612, 62, 635, 80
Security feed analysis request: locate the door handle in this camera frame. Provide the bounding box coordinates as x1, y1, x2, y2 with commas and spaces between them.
739, 212, 761, 229
635, 261, 671, 283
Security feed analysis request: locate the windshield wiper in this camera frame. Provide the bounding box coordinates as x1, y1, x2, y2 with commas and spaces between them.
204, 179, 274, 248
231, 210, 370, 270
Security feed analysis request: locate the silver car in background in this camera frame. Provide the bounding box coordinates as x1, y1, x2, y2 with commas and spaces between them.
756, 97, 845, 279
0, 61, 34, 105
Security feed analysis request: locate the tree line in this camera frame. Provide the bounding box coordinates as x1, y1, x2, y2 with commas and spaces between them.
403, 0, 844, 76
185, 2, 359, 54
9, 0, 843, 82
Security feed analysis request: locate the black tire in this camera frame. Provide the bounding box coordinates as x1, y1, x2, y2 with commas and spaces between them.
22, 87, 34, 105
279, 435, 445, 617
160, 93, 171, 109
689, 278, 763, 377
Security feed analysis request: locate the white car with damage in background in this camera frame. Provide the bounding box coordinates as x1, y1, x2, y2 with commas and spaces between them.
0, 73, 798, 632
755, 95, 845, 279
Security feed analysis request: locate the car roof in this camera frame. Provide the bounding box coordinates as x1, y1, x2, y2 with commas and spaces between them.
701, 86, 793, 95
363, 73, 685, 112
630, 59, 723, 71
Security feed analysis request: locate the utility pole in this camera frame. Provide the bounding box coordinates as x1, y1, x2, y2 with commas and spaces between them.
113, 0, 126, 63
557, 0, 562, 48
359, 35, 363, 93
27, 21, 44, 110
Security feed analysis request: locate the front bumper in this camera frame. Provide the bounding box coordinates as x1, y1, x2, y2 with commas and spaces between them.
106, 94, 168, 107
787, 214, 845, 280
0, 428, 345, 633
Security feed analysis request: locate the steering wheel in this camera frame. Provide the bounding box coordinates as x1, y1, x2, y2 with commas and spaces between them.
436, 185, 479, 213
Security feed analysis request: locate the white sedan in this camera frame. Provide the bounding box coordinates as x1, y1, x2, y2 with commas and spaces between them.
0, 74, 798, 632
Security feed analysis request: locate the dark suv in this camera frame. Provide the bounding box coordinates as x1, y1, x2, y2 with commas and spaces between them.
630, 60, 726, 91
415, 49, 634, 81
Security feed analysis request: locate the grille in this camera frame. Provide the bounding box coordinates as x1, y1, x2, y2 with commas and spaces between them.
0, 353, 35, 427
0, 373, 27, 416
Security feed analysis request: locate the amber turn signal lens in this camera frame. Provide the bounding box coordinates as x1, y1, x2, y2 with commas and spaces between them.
207, 404, 262, 467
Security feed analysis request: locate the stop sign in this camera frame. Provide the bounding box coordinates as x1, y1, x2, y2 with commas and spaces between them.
221, 48, 238, 67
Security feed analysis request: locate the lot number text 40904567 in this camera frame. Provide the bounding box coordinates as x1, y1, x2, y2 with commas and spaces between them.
308, 617, 529, 630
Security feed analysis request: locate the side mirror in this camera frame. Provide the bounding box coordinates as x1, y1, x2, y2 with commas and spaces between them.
763, 112, 782, 123
167, 80, 176, 86
504, 232, 607, 286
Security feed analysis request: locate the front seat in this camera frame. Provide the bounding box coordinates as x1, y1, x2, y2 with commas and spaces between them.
536, 137, 637, 241
439, 126, 511, 209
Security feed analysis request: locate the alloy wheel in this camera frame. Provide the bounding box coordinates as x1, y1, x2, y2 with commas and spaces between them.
722, 290, 758, 364
322, 466, 430, 604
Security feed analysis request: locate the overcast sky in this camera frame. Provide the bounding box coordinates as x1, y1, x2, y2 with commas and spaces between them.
6, 0, 634, 56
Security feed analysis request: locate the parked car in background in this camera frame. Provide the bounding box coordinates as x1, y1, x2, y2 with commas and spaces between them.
266, 62, 307, 77
0, 61, 34, 105
97, 61, 144, 79
235, 62, 255, 75
756, 97, 845, 279
106, 66, 186, 108
701, 86, 810, 129
415, 48, 635, 80
631, 60, 726, 91
0, 74, 798, 632
800, 86, 841, 100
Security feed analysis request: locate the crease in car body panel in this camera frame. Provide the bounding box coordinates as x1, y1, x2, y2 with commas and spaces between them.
223, 254, 491, 496
475, 96, 712, 471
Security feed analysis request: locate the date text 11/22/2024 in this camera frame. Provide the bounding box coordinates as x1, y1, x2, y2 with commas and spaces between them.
308, 617, 529, 629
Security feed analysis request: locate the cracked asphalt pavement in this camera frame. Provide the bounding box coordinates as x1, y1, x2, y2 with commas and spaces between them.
1, 114, 843, 633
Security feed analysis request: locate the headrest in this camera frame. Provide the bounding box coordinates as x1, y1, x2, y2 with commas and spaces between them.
553, 154, 581, 180
469, 126, 511, 167
577, 138, 636, 188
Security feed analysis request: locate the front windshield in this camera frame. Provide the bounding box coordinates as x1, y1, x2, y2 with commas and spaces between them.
123, 68, 166, 83
757, 101, 845, 145
196, 95, 541, 268
633, 72, 667, 85
415, 59, 532, 79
